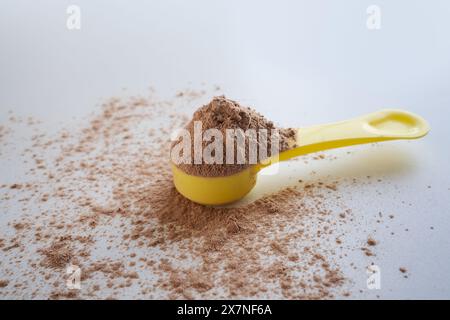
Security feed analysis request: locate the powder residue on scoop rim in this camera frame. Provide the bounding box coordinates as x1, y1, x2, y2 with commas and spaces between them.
172, 96, 297, 177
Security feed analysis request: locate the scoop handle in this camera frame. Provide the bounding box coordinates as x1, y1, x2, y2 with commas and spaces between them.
256, 109, 429, 171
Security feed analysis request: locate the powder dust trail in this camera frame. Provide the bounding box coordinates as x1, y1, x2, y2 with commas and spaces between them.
0, 89, 360, 299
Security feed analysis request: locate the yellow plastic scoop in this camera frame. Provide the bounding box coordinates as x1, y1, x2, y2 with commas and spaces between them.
171, 109, 429, 205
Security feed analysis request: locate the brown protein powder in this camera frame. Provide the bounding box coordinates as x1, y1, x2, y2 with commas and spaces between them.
0, 87, 412, 300
173, 96, 297, 177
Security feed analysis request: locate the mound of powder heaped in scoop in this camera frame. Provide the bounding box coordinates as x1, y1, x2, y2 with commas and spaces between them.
173, 96, 297, 177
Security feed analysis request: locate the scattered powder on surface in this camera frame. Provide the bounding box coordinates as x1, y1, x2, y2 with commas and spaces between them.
367, 237, 377, 246
0, 88, 413, 299
39, 238, 74, 269
399, 267, 409, 279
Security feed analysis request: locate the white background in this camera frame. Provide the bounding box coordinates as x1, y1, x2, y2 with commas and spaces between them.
1, 0, 450, 299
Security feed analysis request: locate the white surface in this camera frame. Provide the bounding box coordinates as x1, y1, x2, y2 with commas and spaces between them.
1, 0, 450, 299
